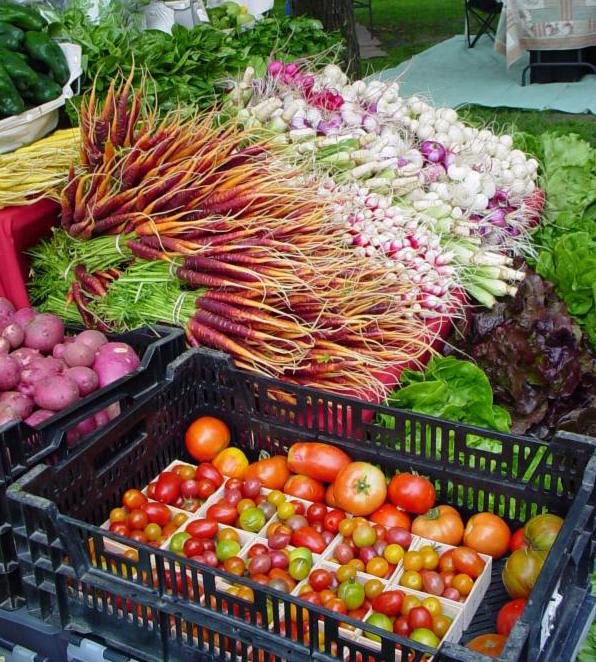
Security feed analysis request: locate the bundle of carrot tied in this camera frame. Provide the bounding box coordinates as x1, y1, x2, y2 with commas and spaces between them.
36, 67, 441, 399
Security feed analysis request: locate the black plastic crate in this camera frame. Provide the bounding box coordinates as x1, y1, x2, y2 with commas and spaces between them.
6, 348, 596, 662
0, 324, 185, 610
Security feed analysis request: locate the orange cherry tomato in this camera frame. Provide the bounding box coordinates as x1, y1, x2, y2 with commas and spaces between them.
452, 547, 485, 579
452, 574, 474, 596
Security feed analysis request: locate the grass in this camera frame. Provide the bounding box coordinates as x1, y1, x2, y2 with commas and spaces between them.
274, 0, 596, 144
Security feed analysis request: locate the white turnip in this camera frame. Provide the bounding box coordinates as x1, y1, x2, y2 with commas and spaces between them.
64, 366, 98, 397
0, 353, 20, 390
2, 323, 24, 349
64, 342, 95, 368
33, 375, 79, 411
76, 330, 108, 353
11, 347, 40, 369
93, 342, 140, 388
23, 314, 64, 353
13, 308, 35, 327
0, 392, 33, 419
25, 409, 55, 427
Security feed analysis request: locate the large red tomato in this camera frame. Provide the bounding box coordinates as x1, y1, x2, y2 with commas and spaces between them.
510, 527, 526, 553
369, 504, 411, 531
388, 473, 435, 514
287, 443, 351, 483
411, 506, 464, 545
284, 475, 325, 503
466, 634, 507, 657
332, 462, 387, 516
244, 456, 290, 490
502, 548, 546, 599
325, 483, 338, 507
185, 416, 230, 461
464, 513, 511, 559
497, 599, 527, 636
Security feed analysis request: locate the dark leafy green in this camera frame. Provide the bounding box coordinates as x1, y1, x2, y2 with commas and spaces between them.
49, 1, 342, 111
447, 266, 596, 439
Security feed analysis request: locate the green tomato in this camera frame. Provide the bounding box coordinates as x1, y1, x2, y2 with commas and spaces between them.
238, 507, 266, 533
289, 558, 311, 581
288, 547, 313, 565
216, 540, 241, 562
338, 579, 365, 611
364, 613, 393, 642
170, 532, 191, 554
410, 628, 440, 648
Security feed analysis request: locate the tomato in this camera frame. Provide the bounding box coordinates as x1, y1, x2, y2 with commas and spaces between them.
369, 504, 411, 531
411, 506, 464, 545
403, 551, 423, 571
422, 597, 441, 618
155, 472, 182, 505
408, 606, 433, 631
307, 503, 327, 523
110, 507, 127, 523
333, 462, 387, 516
162, 523, 178, 538
244, 456, 290, 490
291, 527, 326, 554
410, 628, 440, 648
123, 489, 147, 511
247, 543, 268, 558
338, 579, 365, 610
502, 548, 546, 599
140, 502, 172, 527
364, 579, 384, 599
196, 479, 217, 499
239, 498, 257, 514
372, 590, 404, 617
323, 509, 344, 533
217, 528, 239, 543
438, 549, 456, 573
452, 574, 474, 596
310, 569, 331, 592
401, 595, 421, 617
388, 473, 435, 515
185, 416, 230, 461
353, 523, 376, 548
213, 448, 249, 478
384, 544, 404, 565
186, 518, 218, 539
207, 502, 238, 525
183, 538, 205, 558
127, 509, 149, 530
466, 634, 507, 657
129, 530, 148, 544
432, 615, 452, 638
419, 545, 439, 570
109, 522, 129, 537
238, 507, 267, 533
326, 598, 348, 616
172, 512, 188, 527
146, 483, 157, 499
393, 615, 411, 637
510, 527, 526, 552
287, 442, 351, 483
363, 613, 393, 642
400, 570, 422, 591
283, 475, 325, 502
497, 598, 527, 636
216, 540, 241, 562
195, 463, 224, 488
175, 465, 196, 480
170, 532, 191, 554
464, 513, 511, 559
337, 564, 357, 582
452, 547, 485, 579
523, 514, 563, 552
289, 558, 310, 581
366, 558, 389, 578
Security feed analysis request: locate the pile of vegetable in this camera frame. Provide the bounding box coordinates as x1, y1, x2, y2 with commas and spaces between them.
227, 62, 544, 309
0, 297, 141, 440
0, 2, 70, 118
94, 417, 567, 657
207, 2, 256, 30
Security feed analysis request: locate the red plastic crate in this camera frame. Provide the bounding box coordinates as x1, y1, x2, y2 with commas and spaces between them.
0, 199, 60, 308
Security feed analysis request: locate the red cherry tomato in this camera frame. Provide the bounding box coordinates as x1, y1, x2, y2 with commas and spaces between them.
307, 503, 328, 522
196, 463, 224, 488
184, 538, 205, 558
408, 606, 433, 631
186, 518, 218, 539
372, 590, 404, 617
109, 522, 129, 537
146, 483, 157, 500
370, 504, 411, 530
207, 502, 238, 525
127, 509, 149, 531
510, 527, 527, 553
393, 615, 411, 637
123, 489, 147, 510
247, 544, 269, 558
290, 501, 305, 516
291, 527, 326, 554
141, 502, 172, 527
309, 569, 331, 592
323, 509, 345, 533
284, 475, 325, 503
196, 479, 217, 499
155, 472, 182, 505
497, 599, 527, 636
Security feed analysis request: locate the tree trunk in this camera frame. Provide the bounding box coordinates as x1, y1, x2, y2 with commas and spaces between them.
290, 0, 360, 79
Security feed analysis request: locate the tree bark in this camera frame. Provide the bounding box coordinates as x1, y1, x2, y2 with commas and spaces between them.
290, 0, 360, 79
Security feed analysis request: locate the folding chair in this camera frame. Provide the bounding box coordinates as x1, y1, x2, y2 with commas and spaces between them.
353, 0, 374, 35
464, 0, 502, 48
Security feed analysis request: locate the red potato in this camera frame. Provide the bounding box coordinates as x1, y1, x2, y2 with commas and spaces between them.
0, 353, 20, 390
76, 330, 108, 353
25, 409, 55, 427
13, 308, 35, 328
64, 367, 99, 397
0, 392, 33, 419
0, 339, 9, 353
23, 314, 64, 353
2, 323, 24, 349
33, 375, 79, 411
64, 343, 95, 368
0, 298, 15, 328
52, 343, 66, 359
11, 348, 40, 369
92, 342, 140, 388
0, 407, 17, 426
19, 357, 64, 396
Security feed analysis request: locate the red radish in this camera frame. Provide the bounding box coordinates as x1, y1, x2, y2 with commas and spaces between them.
0, 353, 20, 390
